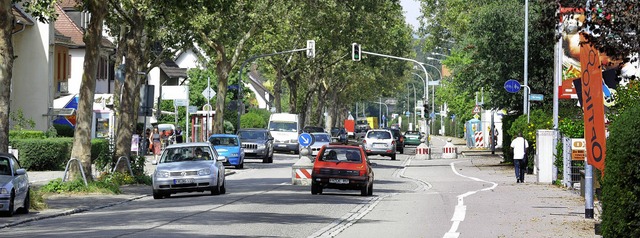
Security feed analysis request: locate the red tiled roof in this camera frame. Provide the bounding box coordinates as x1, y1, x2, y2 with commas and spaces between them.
54, 4, 84, 46
58, 0, 81, 9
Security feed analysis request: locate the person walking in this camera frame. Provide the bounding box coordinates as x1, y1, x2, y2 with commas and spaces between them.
175, 126, 183, 143
510, 132, 529, 183
149, 127, 162, 162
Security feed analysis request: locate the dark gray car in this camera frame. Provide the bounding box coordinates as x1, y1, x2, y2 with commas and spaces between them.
237, 129, 274, 163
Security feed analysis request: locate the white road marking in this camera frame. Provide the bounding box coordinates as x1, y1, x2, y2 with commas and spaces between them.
444, 161, 498, 238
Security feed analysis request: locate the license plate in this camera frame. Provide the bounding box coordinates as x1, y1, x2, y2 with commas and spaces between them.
245, 149, 254, 153
329, 178, 349, 184
174, 179, 195, 184
278, 144, 287, 147
373, 143, 387, 148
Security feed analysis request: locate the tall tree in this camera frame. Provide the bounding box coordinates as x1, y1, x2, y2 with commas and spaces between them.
69, 0, 108, 180
0, 0, 56, 153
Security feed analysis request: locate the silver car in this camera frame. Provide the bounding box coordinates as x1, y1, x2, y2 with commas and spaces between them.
308, 133, 331, 156
0, 153, 30, 216
152, 143, 227, 199
362, 129, 397, 160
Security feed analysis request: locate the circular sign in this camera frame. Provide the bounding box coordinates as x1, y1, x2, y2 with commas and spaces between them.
504, 79, 521, 93
298, 133, 315, 147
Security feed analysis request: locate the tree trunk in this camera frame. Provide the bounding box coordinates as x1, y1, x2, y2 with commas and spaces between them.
69, 0, 107, 181
0, 0, 14, 153
114, 10, 144, 165
273, 68, 283, 113
213, 60, 230, 134
285, 73, 299, 114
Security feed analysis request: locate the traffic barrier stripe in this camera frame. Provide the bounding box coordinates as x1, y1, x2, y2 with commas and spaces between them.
295, 168, 311, 179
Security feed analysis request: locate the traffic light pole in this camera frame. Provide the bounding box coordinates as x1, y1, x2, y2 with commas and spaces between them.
359, 50, 431, 159
236, 43, 315, 133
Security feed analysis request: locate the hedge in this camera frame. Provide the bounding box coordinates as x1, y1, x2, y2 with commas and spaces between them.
10, 138, 110, 171
9, 130, 45, 139
601, 102, 640, 236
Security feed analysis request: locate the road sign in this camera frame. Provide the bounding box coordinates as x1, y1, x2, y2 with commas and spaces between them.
428, 80, 440, 86
306, 40, 315, 58
174, 99, 188, 107
188, 106, 197, 113
405, 111, 411, 116
529, 94, 544, 101
202, 87, 216, 99
430, 112, 436, 118
298, 133, 314, 147
472, 105, 481, 114
504, 79, 521, 93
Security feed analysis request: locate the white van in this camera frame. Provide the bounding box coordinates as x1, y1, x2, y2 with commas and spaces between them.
268, 113, 300, 153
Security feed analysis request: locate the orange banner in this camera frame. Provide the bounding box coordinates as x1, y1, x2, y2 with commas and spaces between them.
579, 33, 606, 172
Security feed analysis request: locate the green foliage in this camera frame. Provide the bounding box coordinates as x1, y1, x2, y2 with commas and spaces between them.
92, 139, 114, 171
609, 81, 640, 123
247, 108, 271, 126
558, 117, 584, 138
20, 0, 58, 24
601, 101, 640, 237
45, 125, 58, 138
240, 112, 267, 129
10, 138, 111, 171
9, 130, 45, 139
53, 124, 75, 137
29, 187, 47, 211
40, 178, 120, 194
9, 109, 36, 130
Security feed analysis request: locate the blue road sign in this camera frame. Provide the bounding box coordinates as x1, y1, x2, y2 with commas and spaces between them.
298, 133, 314, 147
529, 94, 544, 101
430, 112, 436, 118
504, 79, 521, 93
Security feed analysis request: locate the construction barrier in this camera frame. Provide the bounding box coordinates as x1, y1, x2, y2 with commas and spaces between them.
474, 131, 484, 148
292, 156, 314, 185
442, 144, 458, 159
415, 143, 430, 160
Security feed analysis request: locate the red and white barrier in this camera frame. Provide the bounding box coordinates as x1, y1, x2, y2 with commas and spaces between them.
295, 168, 312, 179
415, 143, 431, 160
442, 144, 458, 159
474, 131, 484, 148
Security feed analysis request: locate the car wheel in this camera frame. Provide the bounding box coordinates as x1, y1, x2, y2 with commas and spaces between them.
1, 191, 15, 217
367, 183, 373, 196
153, 190, 164, 199
20, 189, 30, 214
268, 155, 274, 163
212, 179, 221, 195
220, 180, 226, 194
361, 184, 369, 196
311, 183, 319, 195
391, 153, 397, 160
235, 163, 244, 169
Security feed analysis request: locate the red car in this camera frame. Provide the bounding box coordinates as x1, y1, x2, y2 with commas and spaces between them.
311, 144, 374, 196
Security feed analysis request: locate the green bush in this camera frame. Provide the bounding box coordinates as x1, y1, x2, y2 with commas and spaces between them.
601, 102, 640, 237
92, 139, 113, 171
40, 178, 120, 194
506, 109, 552, 169
248, 108, 271, 126
53, 124, 74, 137
9, 130, 45, 139
241, 112, 267, 128
11, 138, 73, 171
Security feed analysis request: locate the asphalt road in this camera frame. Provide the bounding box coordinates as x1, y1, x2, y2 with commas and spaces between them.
1, 137, 594, 237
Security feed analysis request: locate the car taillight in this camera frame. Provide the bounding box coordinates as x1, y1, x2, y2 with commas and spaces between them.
362, 140, 367, 144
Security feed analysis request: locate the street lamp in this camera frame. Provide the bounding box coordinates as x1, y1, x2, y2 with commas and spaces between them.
425, 56, 442, 62
374, 99, 389, 128
411, 73, 427, 118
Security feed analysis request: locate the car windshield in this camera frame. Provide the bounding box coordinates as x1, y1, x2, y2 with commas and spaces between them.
209, 137, 239, 146
367, 131, 391, 139
160, 146, 213, 163
320, 148, 362, 163
239, 131, 266, 140
314, 134, 331, 142
0, 157, 11, 175
270, 122, 297, 132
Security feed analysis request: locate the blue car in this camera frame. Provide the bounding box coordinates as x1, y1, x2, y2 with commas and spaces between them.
209, 134, 245, 169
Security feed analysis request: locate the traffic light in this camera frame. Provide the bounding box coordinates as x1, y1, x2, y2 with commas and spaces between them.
352, 43, 361, 61
423, 103, 429, 116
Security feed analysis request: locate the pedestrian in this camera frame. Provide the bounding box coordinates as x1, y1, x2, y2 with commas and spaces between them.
510, 132, 529, 183
149, 127, 162, 162
175, 126, 183, 143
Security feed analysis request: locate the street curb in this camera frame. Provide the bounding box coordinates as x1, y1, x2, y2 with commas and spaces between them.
0, 170, 237, 229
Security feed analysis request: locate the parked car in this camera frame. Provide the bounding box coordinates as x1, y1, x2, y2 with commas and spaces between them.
311, 144, 374, 196
237, 128, 274, 163
151, 142, 227, 199
362, 129, 396, 160
330, 127, 348, 144
302, 126, 325, 133
0, 153, 30, 216
388, 128, 405, 154
306, 132, 332, 156
403, 131, 423, 146
209, 134, 245, 169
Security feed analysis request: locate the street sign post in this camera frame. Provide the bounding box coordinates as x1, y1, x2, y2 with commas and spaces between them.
202, 87, 216, 99
529, 94, 544, 101
504, 79, 521, 93
188, 106, 197, 113
298, 133, 314, 148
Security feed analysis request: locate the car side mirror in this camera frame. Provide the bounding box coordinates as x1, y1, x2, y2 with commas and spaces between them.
218, 156, 228, 163
16, 168, 26, 175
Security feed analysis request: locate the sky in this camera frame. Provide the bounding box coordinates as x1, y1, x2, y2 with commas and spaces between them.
400, 0, 421, 31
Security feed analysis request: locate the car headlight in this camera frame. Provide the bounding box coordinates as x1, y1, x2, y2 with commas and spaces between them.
156, 170, 169, 178
198, 168, 211, 176
0, 188, 7, 194
257, 144, 266, 149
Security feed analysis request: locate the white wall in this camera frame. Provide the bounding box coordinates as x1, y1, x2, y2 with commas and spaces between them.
480, 109, 503, 148
175, 49, 201, 70
68, 49, 85, 94
11, 21, 54, 131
